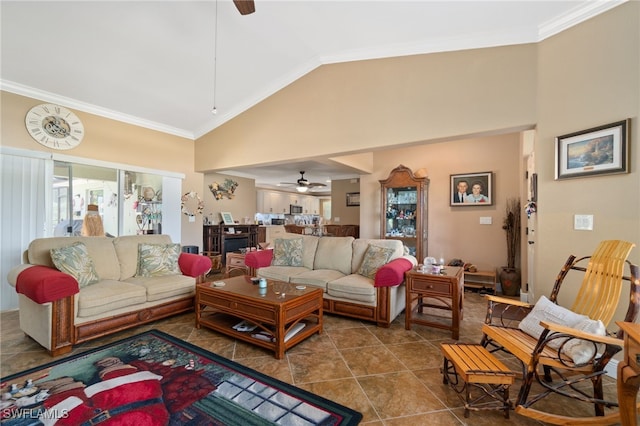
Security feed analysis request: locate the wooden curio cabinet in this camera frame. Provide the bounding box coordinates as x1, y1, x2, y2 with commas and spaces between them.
379, 165, 428, 261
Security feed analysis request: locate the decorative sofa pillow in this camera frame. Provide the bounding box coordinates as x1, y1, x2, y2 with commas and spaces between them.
518, 295, 587, 348
50, 242, 100, 288
357, 244, 395, 279
136, 243, 182, 277
271, 237, 303, 267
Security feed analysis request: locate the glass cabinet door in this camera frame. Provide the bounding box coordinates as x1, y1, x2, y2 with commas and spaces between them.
384, 187, 419, 255
380, 165, 428, 261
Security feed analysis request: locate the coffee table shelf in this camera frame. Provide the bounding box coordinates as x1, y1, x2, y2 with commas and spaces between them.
196, 276, 323, 359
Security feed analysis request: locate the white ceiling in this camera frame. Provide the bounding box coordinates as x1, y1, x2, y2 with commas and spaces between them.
1, 0, 624, 192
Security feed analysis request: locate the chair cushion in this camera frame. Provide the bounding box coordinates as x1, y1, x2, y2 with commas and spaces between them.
271, 237, 304, 267
289, 269, 345, 291
357, 244, 395, 279
327, 274, 376, 303
125, 274, 195, 302
313, 237, 353, 275
77, 280, 147, 317
136, 243, 182, 277
50, 242, 100, 288
257, 266, 309, 283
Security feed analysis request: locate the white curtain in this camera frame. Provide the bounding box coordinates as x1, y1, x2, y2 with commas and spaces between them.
0, 152, 49, 311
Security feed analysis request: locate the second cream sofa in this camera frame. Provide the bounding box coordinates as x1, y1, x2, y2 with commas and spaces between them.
245, 234, 416, 327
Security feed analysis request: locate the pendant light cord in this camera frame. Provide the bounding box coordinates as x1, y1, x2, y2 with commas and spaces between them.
212, 0, 218, 114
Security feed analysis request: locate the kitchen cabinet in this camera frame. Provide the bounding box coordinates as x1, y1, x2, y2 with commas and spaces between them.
256, 190, 321, 215
379, 164, 428, 261
303, 196, 319, 214
257, 190, 288, 214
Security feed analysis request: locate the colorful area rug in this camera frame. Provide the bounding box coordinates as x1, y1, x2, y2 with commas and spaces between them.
1, 330, 362, 425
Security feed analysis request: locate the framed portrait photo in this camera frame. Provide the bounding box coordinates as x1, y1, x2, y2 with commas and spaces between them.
220, 211, 235, 225
450, 172, 493, 206
555, 119, 629, 180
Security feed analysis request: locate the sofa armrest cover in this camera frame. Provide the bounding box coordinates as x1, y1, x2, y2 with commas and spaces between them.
179, 253, 212, 277
15, 265, 79, 304
245, 249, 273, 269
374, 257, 414, 287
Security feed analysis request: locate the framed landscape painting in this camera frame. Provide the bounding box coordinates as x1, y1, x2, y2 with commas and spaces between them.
450, 172, 493, 206
555, 119, 629, 180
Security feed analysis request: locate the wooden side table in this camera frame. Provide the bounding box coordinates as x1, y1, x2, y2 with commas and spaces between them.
405, 266, 464, 339
617, 321, 640, 426
225, 252, 249, 277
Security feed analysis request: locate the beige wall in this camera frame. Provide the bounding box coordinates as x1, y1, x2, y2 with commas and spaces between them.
194, 43, 537, 172
201, 173, 257, 225
361, 133, 521, 271
535, 3, 640, 316
1, 91, 204, 248
330, 178, 360, 225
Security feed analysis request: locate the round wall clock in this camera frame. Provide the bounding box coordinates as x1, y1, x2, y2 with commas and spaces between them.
25, 103, 85, 150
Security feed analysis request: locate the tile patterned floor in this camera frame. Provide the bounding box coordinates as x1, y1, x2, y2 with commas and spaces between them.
0, 285, 621, 425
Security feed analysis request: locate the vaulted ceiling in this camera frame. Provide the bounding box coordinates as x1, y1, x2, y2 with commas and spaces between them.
1, 1, 624, 190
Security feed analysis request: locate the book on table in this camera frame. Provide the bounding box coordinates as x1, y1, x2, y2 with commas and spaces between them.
251, 322, 306, 343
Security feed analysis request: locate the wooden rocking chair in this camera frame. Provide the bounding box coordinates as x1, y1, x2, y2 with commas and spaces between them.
481, 240, 640, 424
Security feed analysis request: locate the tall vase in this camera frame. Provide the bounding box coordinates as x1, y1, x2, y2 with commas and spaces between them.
499, 267, 521, 296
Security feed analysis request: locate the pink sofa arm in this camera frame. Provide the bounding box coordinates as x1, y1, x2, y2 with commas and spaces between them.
375, 258, 414, 287
16, 265, 79, 304
179, 253, 212, 277
245, 249, 273, 269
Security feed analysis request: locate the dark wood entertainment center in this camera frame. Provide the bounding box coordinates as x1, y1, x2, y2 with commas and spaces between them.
203, 224, 259, 265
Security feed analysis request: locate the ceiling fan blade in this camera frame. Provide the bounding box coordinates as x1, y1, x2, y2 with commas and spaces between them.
233, 0, 255, 15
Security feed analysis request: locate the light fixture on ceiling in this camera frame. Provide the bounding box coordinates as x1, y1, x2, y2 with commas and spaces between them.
280, 171, 327, 193
211, 0, 219, 115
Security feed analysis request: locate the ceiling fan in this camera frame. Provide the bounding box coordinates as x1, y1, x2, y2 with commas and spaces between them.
233, 0, 255, 15
281, 171, 327, 193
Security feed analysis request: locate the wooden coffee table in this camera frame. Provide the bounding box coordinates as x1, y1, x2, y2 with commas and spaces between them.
195, 275, 323, 359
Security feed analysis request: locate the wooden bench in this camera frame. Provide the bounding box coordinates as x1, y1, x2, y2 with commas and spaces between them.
440, 343, 515, 418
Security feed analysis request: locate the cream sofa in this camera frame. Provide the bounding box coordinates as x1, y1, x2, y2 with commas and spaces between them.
7, 234, 211, 356
245, 235, 416, 327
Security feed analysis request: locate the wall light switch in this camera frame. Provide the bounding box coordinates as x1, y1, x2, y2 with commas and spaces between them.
479, 216, 492, 225
334, 217, 340, 223
189, 215, 196, 223
574, 214, 593, 231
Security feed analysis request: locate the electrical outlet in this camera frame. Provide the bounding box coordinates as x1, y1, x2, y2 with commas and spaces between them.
479, 216, 492, 225
334, 217, 340, 223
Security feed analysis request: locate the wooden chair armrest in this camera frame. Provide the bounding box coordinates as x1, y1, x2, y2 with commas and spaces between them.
484, 294, 533, 326
485, 294, 532, 308
540, 321, 624, 347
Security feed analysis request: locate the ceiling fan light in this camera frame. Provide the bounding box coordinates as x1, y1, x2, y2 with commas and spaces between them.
296, 186, 308, 193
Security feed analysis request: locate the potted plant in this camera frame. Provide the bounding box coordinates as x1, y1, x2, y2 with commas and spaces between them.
500, 197, 521, 296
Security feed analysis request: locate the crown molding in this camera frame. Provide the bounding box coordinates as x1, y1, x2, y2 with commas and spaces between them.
1, 80, 194, 140
538, 0, 627, 40
3, 1, 624, 140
